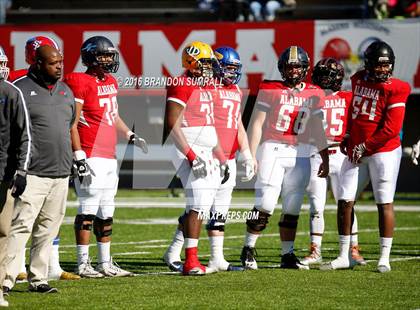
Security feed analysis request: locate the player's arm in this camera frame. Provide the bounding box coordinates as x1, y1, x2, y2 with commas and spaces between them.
115, 116, 148, 153
248, 109, 266, 160
70, 102, 83, 154
238, 118, 256, 181
309, 109, 329, 178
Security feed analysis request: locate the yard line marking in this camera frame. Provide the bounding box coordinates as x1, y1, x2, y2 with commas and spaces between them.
65, 201, 420, 212
113, 251, 151, 256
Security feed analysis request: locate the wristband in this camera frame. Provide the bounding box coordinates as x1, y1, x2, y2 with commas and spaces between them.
74, 150, 87, 161
241, 148, 253, 161
185, 148, 197, 162
126, 130, 135, 140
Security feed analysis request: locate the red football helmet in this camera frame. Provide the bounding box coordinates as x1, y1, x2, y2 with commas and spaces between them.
25, 36, 60, 65
322, 38, 352, 61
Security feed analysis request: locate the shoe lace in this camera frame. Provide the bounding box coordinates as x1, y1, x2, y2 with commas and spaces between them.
108, 258, 126, 273
82, 259, 96, 272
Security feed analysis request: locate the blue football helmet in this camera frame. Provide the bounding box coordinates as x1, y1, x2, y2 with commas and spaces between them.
214, 46, 242, 85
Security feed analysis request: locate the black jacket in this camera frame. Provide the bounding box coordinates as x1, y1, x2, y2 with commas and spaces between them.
13, 69, 75, 177
0, 77, 31, 182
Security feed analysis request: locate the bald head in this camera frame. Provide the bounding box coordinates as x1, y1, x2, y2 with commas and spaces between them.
35, 45, 63, 82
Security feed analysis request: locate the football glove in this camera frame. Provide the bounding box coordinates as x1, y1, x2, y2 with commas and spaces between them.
73, 159, 95, 185
220, 162, 230, 184
339, 134, 349, 155
190, 156, 207, 179
351, 143, 366, 164
129, 133, 148, 154
411, 139, 420, 165
240, 149, 256, 182
10, 170, 27, 198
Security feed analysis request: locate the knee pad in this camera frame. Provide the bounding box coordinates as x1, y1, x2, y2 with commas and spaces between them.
93, 217, 113, 238
278, 214, 299, 229
246, 207, 271, 232
206, 212, 227, 232
74, 214, 96, 231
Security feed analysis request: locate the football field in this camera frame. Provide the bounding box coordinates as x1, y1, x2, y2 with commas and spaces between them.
8, 191, 420, 309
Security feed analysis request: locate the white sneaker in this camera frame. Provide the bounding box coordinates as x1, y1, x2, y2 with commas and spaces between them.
0, 294, 8, 307
377, 260, 391, 273
163, 249, 183, 273
320, 255, 356, 271
301, 243, 322, 266
76, 259, 104, 278
95, 258, 133, 277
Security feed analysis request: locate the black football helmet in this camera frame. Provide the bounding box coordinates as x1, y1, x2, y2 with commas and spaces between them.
312, 57, 345, 91
278, 46, 310, 86
81, 36, 120, 73
364, 41, 395, 82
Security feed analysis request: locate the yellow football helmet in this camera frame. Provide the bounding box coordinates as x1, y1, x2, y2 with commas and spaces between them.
182, 41, 216, 78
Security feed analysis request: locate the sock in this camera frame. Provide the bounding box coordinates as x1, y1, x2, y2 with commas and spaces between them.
48, 237, 63, 274
185, 238, 198, 249
77, 244, 89, 266
19, 248, 26, 273
310, 213, 324, 240
209, 236, 224, 262
97, 242, 111, 264
244, 232, 259, 248
167, 229, 184, 257
311, 235, 323, 249
351, 234, 359, 246
379, 237, 393, 263
338, 235, 351, 259
281, 241, 294, 255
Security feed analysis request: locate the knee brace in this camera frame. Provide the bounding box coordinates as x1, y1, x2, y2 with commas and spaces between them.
278, 214, 299, 229
206, 212, 227, 232
93, 217, 113, 238
74, 214, 95, 231
246, 207, 271, 232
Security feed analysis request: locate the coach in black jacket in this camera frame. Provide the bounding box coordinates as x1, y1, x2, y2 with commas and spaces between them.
0, 46, 31, 307
2, 45, 75, 294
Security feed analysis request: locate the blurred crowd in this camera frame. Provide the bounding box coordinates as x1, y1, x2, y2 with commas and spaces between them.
368, 0, 420, 19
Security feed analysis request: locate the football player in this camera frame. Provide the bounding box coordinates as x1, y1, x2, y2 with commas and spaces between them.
163, 46, 256, 273
321, 41, 411, 272
301, 58, 366, 266
9, 36, 80, 282
64, 36, 148, 278
240, 46, 329, 270
163, 41, 230, 275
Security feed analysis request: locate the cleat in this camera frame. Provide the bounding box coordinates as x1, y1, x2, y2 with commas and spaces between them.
226, 264, 244, 272
2, 287, 10, 297
240, 246, 258, 270
280, 253, 309, 270
163, 250, 183, 273
16, 272, 27, 281
301, 243, 322, 266
183, 248, 206, 276
76, 259, 104, 278
0, 298, 8, 307
320, 255, 356, 271
95, 257, 134, 277
351, 245, 367, 265
206, 260, 244, 274
377, 260, 391, 273
28, 284, 58, 294
59, 271, 81, 280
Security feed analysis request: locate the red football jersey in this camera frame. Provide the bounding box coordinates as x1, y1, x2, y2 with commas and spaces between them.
256, 80, 324, 144
322, 90, 352, 144
348, 70, 411, 156
64, 72, 119, 159
8, 69, 28, 82
166, 75, 218, 148
214, 84, 242, 159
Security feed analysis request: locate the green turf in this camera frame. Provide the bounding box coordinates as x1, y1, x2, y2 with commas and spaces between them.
6, 203, 420, 309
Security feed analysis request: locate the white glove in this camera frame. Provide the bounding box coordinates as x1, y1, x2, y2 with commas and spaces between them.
411, 140, 420, 165
351, 143, 366, 164
241, 149, 256, 182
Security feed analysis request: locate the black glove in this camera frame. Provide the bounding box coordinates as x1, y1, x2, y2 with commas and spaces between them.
10, 170, 27, 198
129, 133, 148, 154
220, 162, 230, 184
73, 159, 95, 185
190, 156, 207, 179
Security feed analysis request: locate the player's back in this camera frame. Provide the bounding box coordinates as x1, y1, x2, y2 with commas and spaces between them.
64, 72, 119, 159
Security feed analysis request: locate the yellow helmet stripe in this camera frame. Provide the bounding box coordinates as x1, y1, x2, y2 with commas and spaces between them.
289, 46, 298, 63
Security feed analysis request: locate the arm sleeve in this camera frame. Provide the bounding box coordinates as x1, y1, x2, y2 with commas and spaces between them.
364, 82, 411, 152
63, 74, 86, 104
255, 81, 273, 112
10, 86, 31, 172
166, 84, 190, 107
